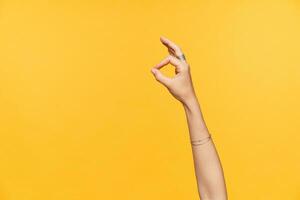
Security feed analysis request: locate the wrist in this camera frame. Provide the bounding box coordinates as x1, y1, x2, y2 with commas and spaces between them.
182, 95, 200, 112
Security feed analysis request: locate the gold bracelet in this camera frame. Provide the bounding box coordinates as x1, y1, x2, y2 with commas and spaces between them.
191, 134, 212, 146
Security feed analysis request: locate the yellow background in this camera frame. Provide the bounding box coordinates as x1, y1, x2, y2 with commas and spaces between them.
0, 0, 300, 199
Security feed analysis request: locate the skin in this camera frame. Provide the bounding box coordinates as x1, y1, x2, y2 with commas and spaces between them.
150, 36, 228, 200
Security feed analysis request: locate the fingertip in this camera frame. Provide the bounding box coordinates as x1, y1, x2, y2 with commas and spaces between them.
160, 36, 167, 43
151, 68, 156, 74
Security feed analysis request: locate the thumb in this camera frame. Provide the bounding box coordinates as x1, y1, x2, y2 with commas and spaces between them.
151, 68, 171, 87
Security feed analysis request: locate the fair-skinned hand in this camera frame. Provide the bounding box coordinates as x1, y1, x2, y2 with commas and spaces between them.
151, 36, 197, 106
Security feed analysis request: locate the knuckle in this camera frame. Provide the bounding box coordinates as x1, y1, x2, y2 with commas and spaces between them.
182, 63, 190, 71
183, 62, 189, 68
175, 48, 181, 55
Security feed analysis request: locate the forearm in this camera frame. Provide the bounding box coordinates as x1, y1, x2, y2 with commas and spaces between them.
183, 96, 209, 139
183, 96, 227, 200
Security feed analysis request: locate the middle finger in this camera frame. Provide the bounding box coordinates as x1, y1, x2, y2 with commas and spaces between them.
160, 36, 183, 57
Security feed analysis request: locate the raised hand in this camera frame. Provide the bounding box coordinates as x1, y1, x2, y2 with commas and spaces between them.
151, 36, 197, 105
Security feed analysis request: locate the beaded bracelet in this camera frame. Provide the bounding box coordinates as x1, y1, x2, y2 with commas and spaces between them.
191, 134, 212, 146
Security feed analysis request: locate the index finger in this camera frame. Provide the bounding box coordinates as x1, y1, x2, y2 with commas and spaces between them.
153, 55, 182, 70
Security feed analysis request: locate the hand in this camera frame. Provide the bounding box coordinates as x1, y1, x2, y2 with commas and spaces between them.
151, 36, 197, 106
